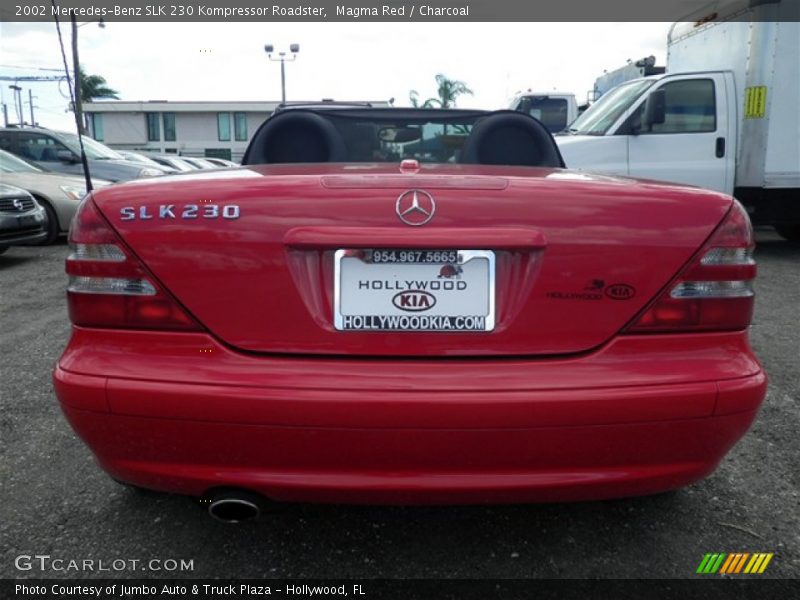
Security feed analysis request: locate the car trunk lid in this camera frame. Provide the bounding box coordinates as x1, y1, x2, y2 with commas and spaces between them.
92, 164, 732, 357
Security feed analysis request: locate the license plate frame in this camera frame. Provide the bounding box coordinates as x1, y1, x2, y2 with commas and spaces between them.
334, 249, 495, 332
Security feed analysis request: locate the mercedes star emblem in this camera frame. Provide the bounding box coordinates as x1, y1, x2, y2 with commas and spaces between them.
395, 189, 435, 226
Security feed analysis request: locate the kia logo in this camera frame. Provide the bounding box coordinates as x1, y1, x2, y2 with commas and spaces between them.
392, 290, 437, 312
605, 283, 636, 300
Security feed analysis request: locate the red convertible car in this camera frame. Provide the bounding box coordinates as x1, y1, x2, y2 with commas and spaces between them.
54, 109, 766, 521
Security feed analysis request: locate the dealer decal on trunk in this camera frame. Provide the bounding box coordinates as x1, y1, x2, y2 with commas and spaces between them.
547, 280, 636, 301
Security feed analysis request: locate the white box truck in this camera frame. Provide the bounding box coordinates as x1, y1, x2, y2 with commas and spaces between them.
556, 0, 800, 240
591, 56, 665, 100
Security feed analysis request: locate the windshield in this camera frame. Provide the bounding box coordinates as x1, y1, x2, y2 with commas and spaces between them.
53, 132, 124, 160
566, 79, 655, 135
0, 149, 43, 173
515, 97, 570, 133
323, 111, 478, 163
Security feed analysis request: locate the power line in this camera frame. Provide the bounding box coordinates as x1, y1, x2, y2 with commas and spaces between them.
0, 75, 66, 82
0, 64, 65, 72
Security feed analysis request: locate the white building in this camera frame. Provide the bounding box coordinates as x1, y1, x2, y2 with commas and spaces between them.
83, 100, 388, 162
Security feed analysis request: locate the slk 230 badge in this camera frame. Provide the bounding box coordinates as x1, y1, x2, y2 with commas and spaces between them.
120, 204, 240, 220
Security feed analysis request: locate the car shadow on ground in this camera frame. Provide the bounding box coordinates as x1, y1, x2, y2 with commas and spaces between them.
754, 227, 800, 254
754, 238, 800, 259
0, 240, 68, 269
88, 482, 705, 578
0, 253, 36, 269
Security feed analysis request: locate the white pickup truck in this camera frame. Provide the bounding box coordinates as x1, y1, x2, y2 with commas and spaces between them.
556, 0, 800, 240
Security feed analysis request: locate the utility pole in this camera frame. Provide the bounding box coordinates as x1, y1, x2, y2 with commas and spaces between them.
8, 84, 22, 125
16, 87, 23, 123
28, 89, 36, 125
2, 103, 8, 127
71, 14, 85, 133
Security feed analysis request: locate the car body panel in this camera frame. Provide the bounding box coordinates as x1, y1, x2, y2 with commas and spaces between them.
54, 328, 765, 503
92, 163, 732, 357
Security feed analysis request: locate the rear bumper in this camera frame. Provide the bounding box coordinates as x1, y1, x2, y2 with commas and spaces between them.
54, 328, 767, 504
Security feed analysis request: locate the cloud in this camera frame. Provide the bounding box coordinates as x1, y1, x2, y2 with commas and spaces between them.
0, 21, 670, 130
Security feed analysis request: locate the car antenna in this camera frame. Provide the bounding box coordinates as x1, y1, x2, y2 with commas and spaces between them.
51, 2, 93, 193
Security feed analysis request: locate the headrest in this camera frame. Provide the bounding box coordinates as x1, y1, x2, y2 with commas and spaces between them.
242, 110, 347, 165
459, 111, 565, 168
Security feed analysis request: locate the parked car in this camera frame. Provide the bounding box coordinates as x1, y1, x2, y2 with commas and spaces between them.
0, 127, 170, 183
148, 155, 196, 172
55, 108, 765, 521
0, 183, 46, 254
116, 150, 179, 173
203, 157, 239, 168
0, 149, 110, 243
179, 157, 219, 169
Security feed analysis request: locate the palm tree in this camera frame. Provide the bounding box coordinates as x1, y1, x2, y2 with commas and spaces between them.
409, 74, 474, 109
409, 90, 436, 108
75, 67, 118, 134
78, 67, 119, 102
432, 73, 473, 108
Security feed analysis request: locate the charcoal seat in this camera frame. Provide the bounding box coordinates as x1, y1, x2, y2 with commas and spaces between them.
459, 110, 565, 168
242, 111, 347, 165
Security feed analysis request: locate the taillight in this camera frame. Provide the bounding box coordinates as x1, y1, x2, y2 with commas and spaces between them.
625, 200, 755, 333
66, 197, 201, 331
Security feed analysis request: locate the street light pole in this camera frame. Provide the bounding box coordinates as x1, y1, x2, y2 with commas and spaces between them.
264, 44, 299, 104
280, 58, 286, 104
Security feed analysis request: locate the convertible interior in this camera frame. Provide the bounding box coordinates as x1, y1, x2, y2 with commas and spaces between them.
241, 108, 565, 168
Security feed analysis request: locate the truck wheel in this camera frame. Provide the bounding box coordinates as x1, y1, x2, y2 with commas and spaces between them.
775, 225, 800, 242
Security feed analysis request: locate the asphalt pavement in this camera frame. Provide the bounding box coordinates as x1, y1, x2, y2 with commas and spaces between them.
1, 230, 797, 580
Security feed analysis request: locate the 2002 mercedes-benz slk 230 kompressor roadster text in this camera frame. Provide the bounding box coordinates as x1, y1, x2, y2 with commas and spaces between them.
54, 108, 766, 519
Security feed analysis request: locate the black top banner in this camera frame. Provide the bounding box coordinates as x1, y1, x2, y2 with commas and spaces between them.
3, 0, 799, 22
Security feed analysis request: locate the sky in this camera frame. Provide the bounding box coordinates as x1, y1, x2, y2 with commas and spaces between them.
0, 21, 670, 131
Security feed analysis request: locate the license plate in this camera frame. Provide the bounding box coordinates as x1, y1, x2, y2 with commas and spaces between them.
334, 249, 495, 332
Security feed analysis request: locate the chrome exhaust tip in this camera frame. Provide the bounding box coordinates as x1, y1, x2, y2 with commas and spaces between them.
208, 490, 264, 523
